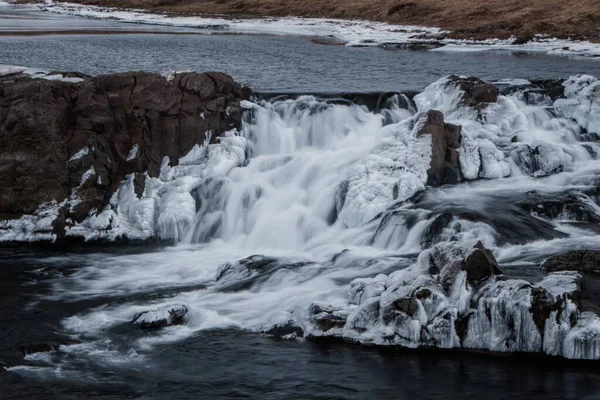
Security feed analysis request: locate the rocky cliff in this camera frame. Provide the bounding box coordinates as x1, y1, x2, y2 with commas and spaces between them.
0, 70, 249, 240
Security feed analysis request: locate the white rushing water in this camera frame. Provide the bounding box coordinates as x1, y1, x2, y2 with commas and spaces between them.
8, 74, 600, 379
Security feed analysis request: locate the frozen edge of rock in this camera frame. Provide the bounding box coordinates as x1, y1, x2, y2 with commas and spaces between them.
297, 242, 600, 360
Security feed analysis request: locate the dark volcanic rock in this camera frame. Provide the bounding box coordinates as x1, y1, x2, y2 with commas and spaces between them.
464, 241, 503, 284
447, 75, 499, 109
542, 250, 600, 273
416, 110, 463, 186
0, 71, 248, 230
308, 304, 348, 333
501, 79, 565, 105
263, 320, 304, 338
518, 192, 600, 223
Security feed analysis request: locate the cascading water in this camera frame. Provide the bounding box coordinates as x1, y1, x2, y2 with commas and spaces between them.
10, 75, 600, 380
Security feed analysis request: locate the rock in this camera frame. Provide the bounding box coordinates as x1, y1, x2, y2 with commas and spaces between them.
500, 79, 565, 105
447, 75, 499, 109
132, 304, 188, 329
463, 241, 503, 285
416, 110, 463, 186
518, 193, 600, 223
300, 241, 600, 358
215, 255, 313, 291
264, 320, 304, 339
308, 304, 348, 333
511, 142, 571, 177
421, 212, 453, 248
542, 250, 600, 273
0, 71, 249, 232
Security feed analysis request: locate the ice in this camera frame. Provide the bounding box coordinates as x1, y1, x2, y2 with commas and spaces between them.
337, 113, 432, 228
556, 75, 600, 135
68, 147, 89, 162
126, 144, 139, 161
563, 312, 600, 359
431, 38, 600, 59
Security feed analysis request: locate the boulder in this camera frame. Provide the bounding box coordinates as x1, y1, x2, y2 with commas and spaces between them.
447, 75, 499, 109
416, 110, 462, 186
308, 304, 349, 334
463, 241, 503, 284
0, 71, 249, 233
132, 304, 188, 329
263, 320, 304, 339
542, 250, 600, 273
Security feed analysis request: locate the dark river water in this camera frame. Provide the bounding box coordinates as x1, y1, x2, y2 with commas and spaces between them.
2, 4, 600, 400
2, 247, 600, 400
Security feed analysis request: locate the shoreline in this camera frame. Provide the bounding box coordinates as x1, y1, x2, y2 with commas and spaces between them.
24, 0, 600, 43
14, 1, 600, 59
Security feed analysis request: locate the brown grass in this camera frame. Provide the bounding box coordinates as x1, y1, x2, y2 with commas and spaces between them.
61, 0, 600, 41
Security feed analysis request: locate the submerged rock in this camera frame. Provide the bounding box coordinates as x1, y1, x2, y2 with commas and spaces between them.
0, 71, 248, 238
215, 255, 314, 291
132, 304, 188, 329
542, 250, 600, 273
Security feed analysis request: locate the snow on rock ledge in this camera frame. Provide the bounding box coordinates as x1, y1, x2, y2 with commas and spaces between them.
303, 241, 600, 359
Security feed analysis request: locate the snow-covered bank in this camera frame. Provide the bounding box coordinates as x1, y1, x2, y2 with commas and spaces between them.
31, 1, 600, 59
0, 64, 84, 82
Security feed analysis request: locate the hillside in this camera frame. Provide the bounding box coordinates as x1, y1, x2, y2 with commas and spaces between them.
66, 0, 600, 41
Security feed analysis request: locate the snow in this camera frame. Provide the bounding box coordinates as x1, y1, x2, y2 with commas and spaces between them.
78, 166, 95, 187
0, 64, 84, 82
432, 38, 600, 59
126, 144, 139, 161
68, 147, 89, 162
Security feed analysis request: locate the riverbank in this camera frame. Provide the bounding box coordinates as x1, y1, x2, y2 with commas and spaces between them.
15, 1, 600, 59
30, 0, 600, 43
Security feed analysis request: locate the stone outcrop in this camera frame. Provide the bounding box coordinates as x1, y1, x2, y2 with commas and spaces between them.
447, 75, 498, 109
543, 250, 600, 273
303, 242, 600, 359
0, 71, 249, 235
416, 110, 462, 186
